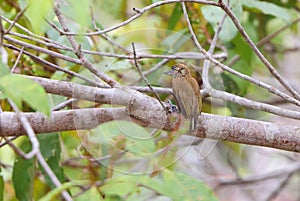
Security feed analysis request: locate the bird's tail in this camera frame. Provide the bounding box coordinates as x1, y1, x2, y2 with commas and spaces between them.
189, 116, 198, 130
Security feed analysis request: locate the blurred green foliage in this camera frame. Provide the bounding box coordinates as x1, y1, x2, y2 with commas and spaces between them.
0, 0, 298, 200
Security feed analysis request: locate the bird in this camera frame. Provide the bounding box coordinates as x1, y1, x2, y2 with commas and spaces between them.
164, 63, 202, 130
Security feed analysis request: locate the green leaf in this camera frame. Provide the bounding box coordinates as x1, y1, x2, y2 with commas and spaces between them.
101, 180, 137, 196
221, 73, 246, 117
68, 0, 92, 27
201, 0, 243, 42
161, 29, 190, 53
162, 170, 218, 201
167, 3, 182, 31
38, 133, 65, 188
0, 168, 3, 201
96, 58, 132, 71
96, 121, 155, 155
0, 62, 9, 77
79, 186, 106, 201
38, 181, 88, 201
108, 60, 132, 71
243, 0, 291, 22
25, 0, 53, 33
12, 138, 36, 201
227, 59, 252, 96
232, 34, 252, 63
221, 73, 240, 95
101, 171, 217, 201
0, 74, 50, 115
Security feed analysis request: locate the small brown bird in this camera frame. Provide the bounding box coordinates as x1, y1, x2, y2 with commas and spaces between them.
164, 63, 202, 130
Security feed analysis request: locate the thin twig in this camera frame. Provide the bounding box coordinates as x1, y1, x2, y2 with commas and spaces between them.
4, 137, 32, 159
208, 88, 300, 120
265, 172, 294, 201
218, 0, 300, 100
10, 46, 24, 73
202, 11, 227, 88
218, 161, 300, 187
5, 7, 27, 34
227, 17, 300, 67
53, 3, 119, 87
181, 2, 300, 108
0, 136, 18, 148
4, 35, 82, 65
131, 42, 168, 113
0, 15, 63, 48
53, 0, 219, 36
4, 43, 106, 87
52, 98, 76, 111
5, 29, 227, 61
8, 98, 73, 201
36, 152, 73, 201
90, 7, 130, 53
8, 99, 39, 159
130, 58, 170, 85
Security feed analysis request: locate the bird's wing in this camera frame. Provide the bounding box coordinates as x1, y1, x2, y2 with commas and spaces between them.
187, 78, 202, 116
172, 78, 194, 118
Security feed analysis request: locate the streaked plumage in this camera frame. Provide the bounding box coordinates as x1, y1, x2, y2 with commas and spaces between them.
165, 63, 202, 130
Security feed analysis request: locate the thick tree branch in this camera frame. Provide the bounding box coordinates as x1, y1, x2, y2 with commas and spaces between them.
1, 109, 299, 152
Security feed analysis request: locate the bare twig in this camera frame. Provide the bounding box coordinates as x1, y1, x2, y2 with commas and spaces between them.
53, 0, 219, 36
4, 136, 32, 159
0, 15, 66, 49
4, 35, 82, 65
129, 52, 223, 85
218, 161, 300, 186
265, 172, 294, 201
0, 136, 18, 148
36, 152, 73, 201
90, 7, 130, 54
131, 42, 168, 113
181, 2, 300, 107
202, 11, 227, 88
8, 97, 73, 201
8, 99, 39, 159
3, 44, 106, 87
53, 3, 119, 87
228, 17, 300, 67
218, 0, 300, 100
208, 88, 300, 120
10, 46, 23, 73
5, 7, 27, 34
52, 98, 76, 111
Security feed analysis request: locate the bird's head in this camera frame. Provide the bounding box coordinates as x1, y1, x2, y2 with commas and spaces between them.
164, 63, 191, 78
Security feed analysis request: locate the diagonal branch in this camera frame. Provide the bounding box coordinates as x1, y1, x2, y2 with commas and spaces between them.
218, 0, 300, 100
53, 3, 119, 87
181, 2, 300, 107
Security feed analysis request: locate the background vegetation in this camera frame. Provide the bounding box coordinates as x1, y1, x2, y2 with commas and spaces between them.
0, 0, 300, 200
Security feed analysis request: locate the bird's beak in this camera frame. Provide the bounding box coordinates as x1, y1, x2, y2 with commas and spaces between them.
163, 69, 174, 75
